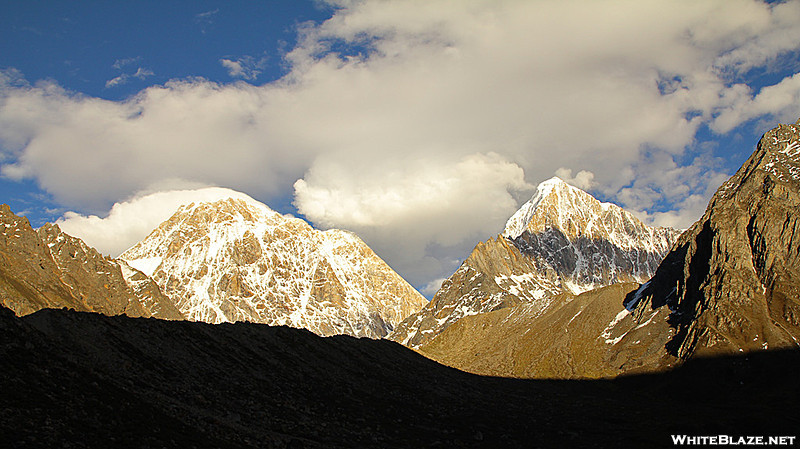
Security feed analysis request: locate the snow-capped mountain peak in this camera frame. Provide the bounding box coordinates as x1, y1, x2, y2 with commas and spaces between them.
503, 176, 675, 252
121, 194, 426, 338
503, 176, 570, 239
391, 177, 680, 348
503, 176, 627, 241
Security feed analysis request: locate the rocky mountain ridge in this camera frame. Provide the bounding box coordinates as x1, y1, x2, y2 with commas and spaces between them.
504, 177, 679, 291
120, 195, 426, 338
0, 204, 182, 320
628, 119, 800, 358
390, 177, 680, 348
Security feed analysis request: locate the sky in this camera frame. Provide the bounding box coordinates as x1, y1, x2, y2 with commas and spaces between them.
1, 0, 800, 297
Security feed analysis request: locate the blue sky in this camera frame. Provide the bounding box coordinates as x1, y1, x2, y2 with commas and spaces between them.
0, 1, 329, 101
1, 0, 800, 294
1, 1, 331, 219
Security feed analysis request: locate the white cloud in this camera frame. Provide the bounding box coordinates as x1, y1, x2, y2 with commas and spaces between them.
3, 0, 800, 288
133, 67, 154, 79
710, 0, 800, 74
712, 72, 800, 133
220, 59, 245, 78
421, 277, 447, 297
295, 152, 533, 282
105, 66, 154, 88
616, 152, 730, 229
194, 9, 219, 34
555, 168, 595, 190
105, 75, 127, 88
113, 57, 141, 70
220, 56, 266, 80
0, 78, 313, 212
56, 187, 255, 257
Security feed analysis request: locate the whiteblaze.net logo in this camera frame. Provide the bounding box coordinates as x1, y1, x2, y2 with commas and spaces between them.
671, 435, 796, 446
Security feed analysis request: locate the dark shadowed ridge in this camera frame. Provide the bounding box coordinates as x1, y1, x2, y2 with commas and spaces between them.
2, 305, 797, 448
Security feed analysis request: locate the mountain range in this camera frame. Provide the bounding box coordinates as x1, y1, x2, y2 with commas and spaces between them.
419, 120, 800, 378
2, 120, 799, 445
389, 176, 680, 348
1, 195, 425, 339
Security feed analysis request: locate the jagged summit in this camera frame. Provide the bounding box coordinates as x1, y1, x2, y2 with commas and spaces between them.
503, 176, 562, 239
121, 193, 426, 338
0, 205, 182, 320
390, 177, 680, 348
508, 176, 679, 292
504, 176, 590, 239
504, 176, 671, 251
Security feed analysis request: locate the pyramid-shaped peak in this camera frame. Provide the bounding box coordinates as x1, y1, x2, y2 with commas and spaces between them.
503, 176, 600, 239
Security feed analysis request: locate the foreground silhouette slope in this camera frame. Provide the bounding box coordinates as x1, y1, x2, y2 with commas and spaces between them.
2, 305, 798, 448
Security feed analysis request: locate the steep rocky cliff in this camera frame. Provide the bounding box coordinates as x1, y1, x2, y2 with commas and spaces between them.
390, 177, 679, 348
0, 205, 182, 320
121, 195, 426, 338
628, 120, 800, 358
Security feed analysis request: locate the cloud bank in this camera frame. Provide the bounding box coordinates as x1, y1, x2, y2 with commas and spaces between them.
2, 0, 800, 289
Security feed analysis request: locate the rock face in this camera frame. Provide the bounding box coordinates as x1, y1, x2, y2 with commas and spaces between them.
628, 120, 800, 358
0, 204, 182, 320
390, 177, 679, 348
420, 120, 800, 379
120, 195, 426, 338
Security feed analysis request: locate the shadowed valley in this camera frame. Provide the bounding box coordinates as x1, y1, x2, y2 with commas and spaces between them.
2, 305, 798, 448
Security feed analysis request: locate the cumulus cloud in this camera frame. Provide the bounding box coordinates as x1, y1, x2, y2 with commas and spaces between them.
0, 77, 314, 212
421, 277, 448, 297
57, 187, 256, 257
712, 72, 800, 133
710, 0, 800, 74
3, 0, 800, 288
616, 152, 730, 229
295, 152, 533, 281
